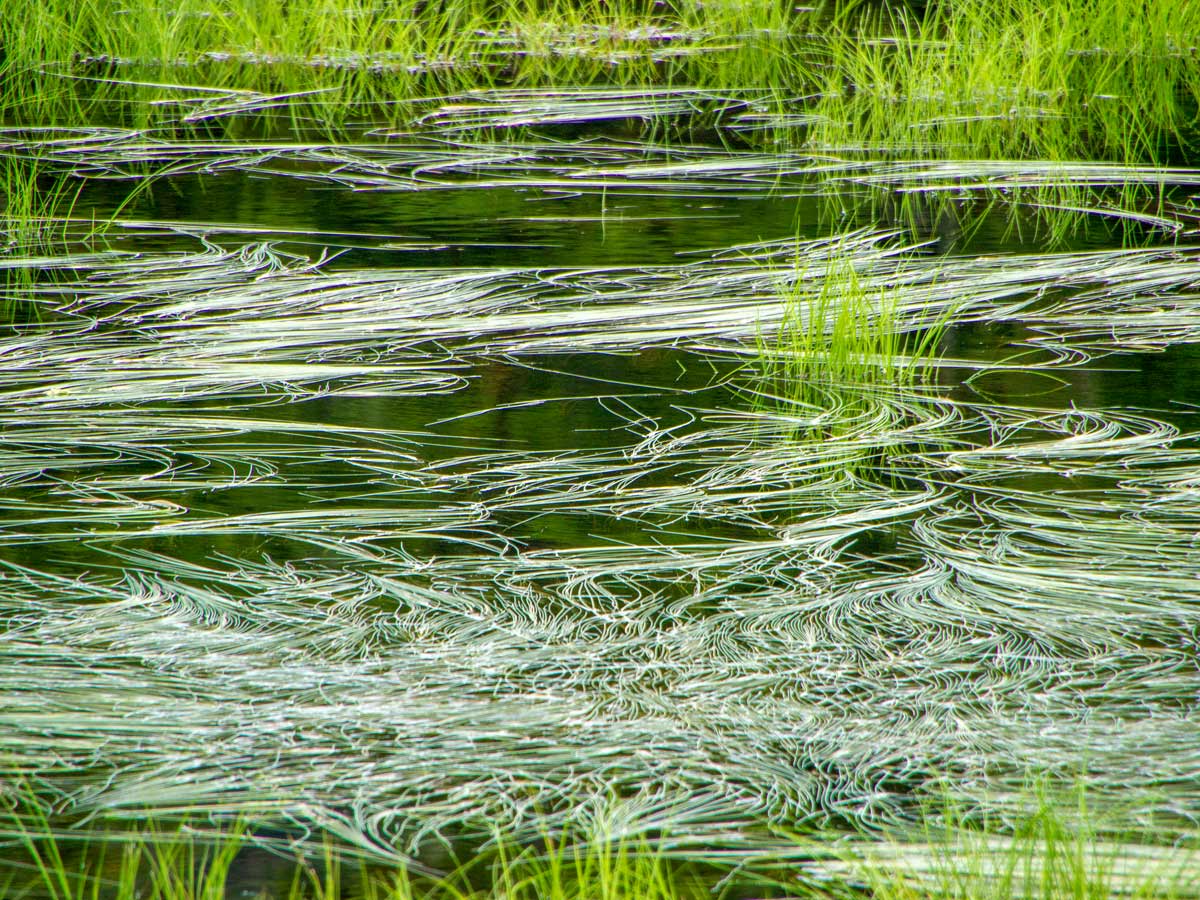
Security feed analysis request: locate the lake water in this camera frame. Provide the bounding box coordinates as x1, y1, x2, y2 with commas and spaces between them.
4, 88, 1200, 894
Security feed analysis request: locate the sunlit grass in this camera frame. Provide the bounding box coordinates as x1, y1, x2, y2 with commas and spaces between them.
4, 784, 1198, 899
808, 787, 1200, 900
747, 251, 952, 488
3, 0, 1196, 239
806, 0, 1200, 164
3, 0, 1196, 170
0, 157, 76, 255
6, 232, 1200, 855
2, 0, 1200, 885
758, 255, 947, 399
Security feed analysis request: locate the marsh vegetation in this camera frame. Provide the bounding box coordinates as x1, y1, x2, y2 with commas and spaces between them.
3, 0, 1200, 896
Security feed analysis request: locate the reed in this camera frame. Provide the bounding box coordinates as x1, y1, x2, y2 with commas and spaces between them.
4, 0, 1194, 162
808, 0, 1200, 166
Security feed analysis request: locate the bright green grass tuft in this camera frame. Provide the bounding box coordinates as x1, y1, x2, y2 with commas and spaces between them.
757, 254, 947, 407
808, 0, 1200, 165
748, 252, 951, 485
813, 788, 1200, 900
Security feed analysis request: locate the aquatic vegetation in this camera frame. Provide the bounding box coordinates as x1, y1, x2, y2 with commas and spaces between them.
0, 0, 791, 126
5, 115, 1193, 259
0, 156, 86, 322
0, 0, 1194, 270
807, 0, 1200, 164
3, 0, 1196, 168
806, 790, 1200, 899
4, 229, 1200, 870
3, 0, 1200, 892
4, 780, 1198, 898
0, 156, 77, 254
747, 251, 953, 487
756, 253, 948, 398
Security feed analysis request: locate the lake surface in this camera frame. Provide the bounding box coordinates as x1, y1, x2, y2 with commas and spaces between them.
4, 79, 1200, 893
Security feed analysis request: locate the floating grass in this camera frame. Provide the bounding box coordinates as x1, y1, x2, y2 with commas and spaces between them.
3, 786, 1199, 898
7, 118, 1194, 252
2, 0, 1200, 879
7, 248, 1200, 851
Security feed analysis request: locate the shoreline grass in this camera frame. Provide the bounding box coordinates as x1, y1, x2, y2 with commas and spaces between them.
3, 787, 1197, 899
0, 1, 1195, 164
2, 0, 1194, 245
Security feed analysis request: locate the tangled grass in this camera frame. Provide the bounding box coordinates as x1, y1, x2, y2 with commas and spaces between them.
0, 1, 1199, 892
3, 229, 1200, 867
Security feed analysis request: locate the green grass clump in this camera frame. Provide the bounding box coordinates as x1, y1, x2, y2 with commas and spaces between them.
5, 786, 1199, 900
823, 790, 1200, 900
0, 157, 75, 254
758, 255, 945, 407
2, 0, 1196, 174
749, 254, 950, 484
0, 807, 714, 900
810, 0, 1200, 165
0, 156, 81, 321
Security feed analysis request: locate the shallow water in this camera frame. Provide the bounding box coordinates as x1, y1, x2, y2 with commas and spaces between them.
5, 101, 1200, 894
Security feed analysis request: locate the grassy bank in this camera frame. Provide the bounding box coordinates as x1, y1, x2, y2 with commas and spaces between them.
3, 0, 1196, 254
2, 0, 1198, 165
807, 0, 1200, 163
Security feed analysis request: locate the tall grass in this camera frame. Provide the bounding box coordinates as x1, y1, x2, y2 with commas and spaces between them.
0, 157, 77, 254
3, 0, 1197, 166
2, 0, 1190, 158
813, 788, 1200, 900
0, 156, 82, 322
0, 800, 716, 900
808, 0, 1200, 165
0, 0, 774, 125
2, 0, 1194, 240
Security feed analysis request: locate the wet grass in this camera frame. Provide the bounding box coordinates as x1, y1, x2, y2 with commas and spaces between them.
0, 0, 1193, 255
808, 0, 1200, 161
4, 786, 1197, 899
0, 157, 78, 255
757, 253, 949, 398
4, 0, 1198, 169
3, 0, 1200, 895
5, 234, 1200, 857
